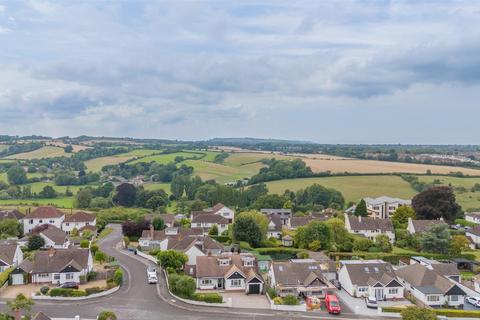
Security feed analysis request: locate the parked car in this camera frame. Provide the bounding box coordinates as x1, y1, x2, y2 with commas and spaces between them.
148, 275, 158, 284
466, 296, 480, 307
147, 266, 157, 277
325, 294, 341, 314
365, 296, 378, 309
331, 279, 342, 290
58, 282, 79, 289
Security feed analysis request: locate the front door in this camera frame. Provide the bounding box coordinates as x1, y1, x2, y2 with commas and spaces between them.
217, 279, 224, 289
375, 288, 383, 300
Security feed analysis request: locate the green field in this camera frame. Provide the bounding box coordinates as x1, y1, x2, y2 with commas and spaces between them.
25, 182, 85, 194
183, 160, 261, 184
0, 172, 6, 183
129, 152, 205, 165
114, 149, 161, 157
143, 182, 171, 193
4, 146, 68, 160
0, 197, 74, 208
266, 175, 417, 204
85, 155, 134, 172
417, 175, 480, 210
0, 145, 9, 152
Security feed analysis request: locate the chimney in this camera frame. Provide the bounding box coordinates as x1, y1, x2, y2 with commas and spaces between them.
48, 247, 55, 258
358, 215, 362, 222
149, 224, 154, 239
75, 316, 80, 320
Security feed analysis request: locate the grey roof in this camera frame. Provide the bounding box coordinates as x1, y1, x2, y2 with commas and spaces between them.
467, 225, 480, 237
364, 196, 411, 206
0, 244, 18, 265
347, 215, 394, 232
290, 216, 325, 228
465, 212, 480, 218
271, 260, 332, 287
32, 312, 52, 320
191, 212, 229, 224
20, 248, 90, 274
416, 285, 443, 294
342, 260, 398, 287
267, 214, 283, 231
411, 219, 447, 233
0, 210, 24, 220
38, 225, 68, 245
140, 227, 203, 241
261, 209, 292, 215
202, 236, 224, 251
195, 253, 261, 280
430, 263, 460, 277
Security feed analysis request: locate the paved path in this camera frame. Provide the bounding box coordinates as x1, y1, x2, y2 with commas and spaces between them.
1, 224, 387, 320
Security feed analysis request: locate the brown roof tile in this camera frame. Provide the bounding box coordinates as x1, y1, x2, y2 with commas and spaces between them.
21, 248, 90, 273
411, 219, 447, 233
347, 215, 394, 232
64, 211, 95, 223
25, 206, 64, 219
0, 244, 18, 265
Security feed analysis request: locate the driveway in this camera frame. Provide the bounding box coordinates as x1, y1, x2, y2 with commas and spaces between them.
221, 293, 270, 309
336, 289, 412, 316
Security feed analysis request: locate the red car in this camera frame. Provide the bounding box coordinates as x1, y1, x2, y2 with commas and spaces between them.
325, 294, 341, 314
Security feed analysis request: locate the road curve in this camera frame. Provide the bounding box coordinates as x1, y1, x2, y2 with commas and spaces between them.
1, 224, 382, 320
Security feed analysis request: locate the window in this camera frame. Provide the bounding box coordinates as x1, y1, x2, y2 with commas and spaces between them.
66, 273, 74, 280
449, 295, 459, 302
29, 219, 33, 224
201, 279, 213, 285
66, 223, 70, 226
388, 288, 398, 295
231, 279, 242, 287
54, 274, 60, 280
358, 287, 367, 292
427, 295, 440, 302
39, 219, 43, 223
38, 273, 49, 278
219, 259, 230, 266
49, 220, 54, 223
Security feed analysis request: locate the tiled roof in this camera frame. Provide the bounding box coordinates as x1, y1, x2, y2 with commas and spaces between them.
191, 213, 229, 224
32, 312, 52, 320
24, 206, 64, 219
64, 211, 95, 223
467, 225, 480, 237
195, 253, 262, 281
0, 244, 18, 265
411, 219, 447, 233
0, 210, 24, 220
364, 196, 411, 206
20, 248, 90, 273
38, 225, 68, 245
271, 260, 331, 286
342, 260, 397, 286
347, 215, 394, 232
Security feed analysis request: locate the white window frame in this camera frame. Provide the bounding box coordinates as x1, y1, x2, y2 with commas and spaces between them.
231, 279, 242, 287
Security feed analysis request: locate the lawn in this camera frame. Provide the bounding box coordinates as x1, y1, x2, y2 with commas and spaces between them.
143, 182, 171, 193
4, 146, 69, 160
128, 151, 205, 165
265, 175, 417, 204
0, 197, 74, 208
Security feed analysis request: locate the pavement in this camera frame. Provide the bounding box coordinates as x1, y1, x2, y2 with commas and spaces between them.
0, 224, 391, 320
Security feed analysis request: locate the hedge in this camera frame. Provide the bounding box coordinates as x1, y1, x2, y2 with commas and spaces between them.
191, 292, 223, 303
329, 251, 476, 264
49, 288, 87, 297
381, 307, 480, 318
0, 267, 13, 287
211, 235, 230, 244
85, 286, 105, 295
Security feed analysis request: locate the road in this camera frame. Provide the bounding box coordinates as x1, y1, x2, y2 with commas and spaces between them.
2, 225, 385, 320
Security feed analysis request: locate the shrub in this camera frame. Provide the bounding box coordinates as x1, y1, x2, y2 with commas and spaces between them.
273, 297, 283, 305
282, 294, 299, 305
80, 239, 90, 248
297, 251, 309, 259
266, 287, 277, 299
168, 274, 196, 298
87, 271, 98, 281
239, 241, 252, 250
40, 286, 49, 295
85, 287, 105, 295
49, 288, 87, 297
95, 251, 107, 263
97, 311, 117, 320
0, 268, 13, 286
112, 269, 123, 286
90, 244, 99, 255
192, 292, 223, 303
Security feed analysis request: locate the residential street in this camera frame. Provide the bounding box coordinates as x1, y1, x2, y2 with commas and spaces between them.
1, 224, 385, 320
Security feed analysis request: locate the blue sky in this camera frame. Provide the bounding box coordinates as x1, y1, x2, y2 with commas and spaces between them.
0, 0, 479, 143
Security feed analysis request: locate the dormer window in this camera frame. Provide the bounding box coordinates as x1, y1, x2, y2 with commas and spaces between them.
218, 258, 231, 266
244, 260, 254, 267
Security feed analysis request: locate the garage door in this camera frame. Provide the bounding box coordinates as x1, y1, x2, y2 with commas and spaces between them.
249, 284, 260, 294
11, 274, 24, 285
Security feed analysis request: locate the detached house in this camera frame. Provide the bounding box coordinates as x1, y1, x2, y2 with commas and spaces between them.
338, 260, 404, 300
466, 226, 480, 248
191, 212, 230, 235
0, 244, 23, 272
396, 263, 466, 307
36, 225, 70, 249
22, 206, 65, 234
465, 212, 480, 224
203, 203, 235, 223
189, 253, 264, 294
62, 211, 96, 234
12, 248, 93, 285
344, 214, 395, 243
266, 214, 283, 239
269, 259, 336, 298
407, 218, 447, 234
0, 210, 24, 221
139, 226, 203, 250
261, 209, 291, 226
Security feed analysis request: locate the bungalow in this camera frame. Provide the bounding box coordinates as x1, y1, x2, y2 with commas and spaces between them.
22, 206, 65, 234
344, 214, 395, 243
37, 225, 70, 249
466, 226, 480, 248
167, 235, 224, 265
338, 260, 404, 300
409, 257, 462, 282
396, 263, 466, 307
465, 212, 480, 224
139, 226, 203, 250
261, 209, 291, 226
266, 214, 283, 239
190, 212, 230, 235
363, 196, 411, 219
406, 218, 447, 234
12, 248, 93, 285
62, 211, 96, 234
269, 259, 336, 298
0, 244, 23, 272
289, 215, 325, 230
191, 253, 264, 294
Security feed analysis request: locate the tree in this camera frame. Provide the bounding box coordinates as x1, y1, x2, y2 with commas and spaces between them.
80, 239, 90, 248
97, 311, 117, 320
121, 220, 149, 237
27, 235, 45, 250
0, 219, 20, 239
157, 250, 188, 270
7, 166, 27, 185
145, 195, 166, 211
114, 183, 137, 207
420, 223, 451, 254
168, 274, 196, 298
450, 235, 471, 254
64, 145, 74, 153
391, 206, 416, 229
400, 306, 436, 320
152, 217, 165, 230
208, 224, 218, 236
170, 175, 187, 199
375, 234, 392, 253
354, 199, 368, 217
325, 218, 351, 251
233, 214, 263, 247
7, 293, 34, 320
294, 221, 332, 250
412, 186, 462, 223
39, 185, 57, 198
353, 238, 374, 251
95, 251, 107, 264
75, 188, 93, 209
252, 194, 287, 210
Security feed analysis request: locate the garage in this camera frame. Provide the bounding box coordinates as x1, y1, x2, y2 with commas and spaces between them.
248, 283, 261, 294
10, 273, 24, 285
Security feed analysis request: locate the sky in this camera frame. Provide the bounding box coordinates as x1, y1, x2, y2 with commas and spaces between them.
0, 0, 480, 144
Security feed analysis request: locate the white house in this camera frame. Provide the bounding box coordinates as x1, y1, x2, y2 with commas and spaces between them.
338, 260, 404, 300
167, 235, 224, 265
12, 248, 93, 285
466, 226, 480, 248
363, 196, 411, 219
465, 212, 480, 224
406, 218, 447, 234
0, 244, 23, 272
396, 263, 466, 307
22, 206, 65, 234
188, 253, 263, 294
260, 209, 291, 226
203, 203, 235, 223
62, 211, 96, 234
190, 212, 230, 235
266, 214, 283, 239
344, 214, 395, 243
269, 259, 336, 298
139, 227, 203, 250
37, 225, 70, 249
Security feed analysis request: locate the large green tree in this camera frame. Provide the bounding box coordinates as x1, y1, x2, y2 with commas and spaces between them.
114, 183, 137, 207
354, 199, 368, 217
7, 166, 27, 185
157, 250, 188, 270
0, 219, 20, 239
27, 235, 45, 250
420, 223, 451, 254
412, 186, 462, 223
294, 221, 332, 250
391, 206, 416, 229
233, 213, 266, 247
